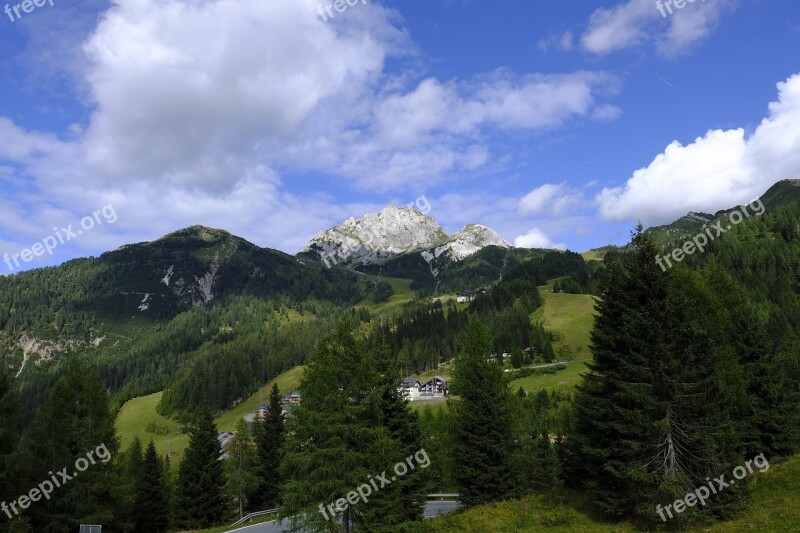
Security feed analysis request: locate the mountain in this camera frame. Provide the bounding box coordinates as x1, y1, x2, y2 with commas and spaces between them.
90, 224, 361, 319
426, 224, 511, 262
302, 206, 511, 271
0, 225, 362, 408
589, 179, 800, 254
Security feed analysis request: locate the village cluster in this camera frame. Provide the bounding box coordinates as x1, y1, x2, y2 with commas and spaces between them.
217, 389, 302, 453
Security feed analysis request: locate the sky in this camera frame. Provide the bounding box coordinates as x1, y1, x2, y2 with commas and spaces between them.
0, 0, 799, 272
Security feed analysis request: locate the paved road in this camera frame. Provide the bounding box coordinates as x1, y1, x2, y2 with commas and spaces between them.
225, 501, 461, 532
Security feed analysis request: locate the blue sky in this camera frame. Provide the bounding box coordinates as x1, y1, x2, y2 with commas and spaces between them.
1, 0, 799, 272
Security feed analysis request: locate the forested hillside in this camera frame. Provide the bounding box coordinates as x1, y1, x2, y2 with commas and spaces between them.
2, 226, 362, 419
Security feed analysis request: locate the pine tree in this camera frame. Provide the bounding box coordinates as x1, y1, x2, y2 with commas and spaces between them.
251, 383, 285, 510
0, 369, 21, 527
27, 357, 118, 530
542, 336, 555, 363
119, 437, 144, 531
510, 347, 523, 369
226, 419, 260, 520
512, 393, 559, 495
280, 321, 377, 533
568, 230, 746, 521
174, 406, 227, 529
134, 442, 170, 532
360, 344, 426, 531
451, 317, 516, 506
758, 332, 800, 455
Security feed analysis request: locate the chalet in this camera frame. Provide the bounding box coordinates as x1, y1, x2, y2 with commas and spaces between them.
456, 290, 476, 303
400, 378, 421, 401
420, 376, 448, 397
255, 403, 269, 419
282, 390, 302, 405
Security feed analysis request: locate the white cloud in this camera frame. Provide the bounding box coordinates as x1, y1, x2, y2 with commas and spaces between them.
80, 0, 400, 191
537, 31, 574, 52
581, 0, 735, 56
514, 228, 567, 250
597, 73, 800, 225
519, 183, 584, 216
592, 104, 623, 121
519, 184, 564, 215
0, 0, 624, 261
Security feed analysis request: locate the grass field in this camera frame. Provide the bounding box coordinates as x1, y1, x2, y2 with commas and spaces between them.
509, 360, 590, 395
532, 288, 596, 361
580, 250, 606, 261
356, 276, 417, 316
409, 395, 449, 414
420, 454, 800, 532
510, 288, 596, 394
115, 366, 305, 466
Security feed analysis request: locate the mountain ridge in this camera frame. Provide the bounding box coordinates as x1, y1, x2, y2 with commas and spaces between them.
302, 205, 512, 268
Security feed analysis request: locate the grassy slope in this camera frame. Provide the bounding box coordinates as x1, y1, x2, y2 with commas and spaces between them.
115, 366, 305, 465
355, 276, 416, 316
580, 250, 605, 262
511, 287, 596, 395
420, 455, 800, 532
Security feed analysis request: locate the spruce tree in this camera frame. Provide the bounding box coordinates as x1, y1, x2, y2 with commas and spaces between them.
0, 369, 21, 527
360, 344, 426, 531
568, 230, 746, 521
251, 383, 284, 510
174, 406, 227, 529
510, 347, 523, 369
451, 316, 515, 506
27, 357, 118, 530
119, 437, 144, 531
226, 419, 260, 519
280, 321, 377, 532
758, 332, 800, 455
134, 442, 170, 532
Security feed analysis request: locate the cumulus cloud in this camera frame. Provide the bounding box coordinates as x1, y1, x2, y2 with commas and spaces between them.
519, 183, 585, 216
80, 0, 400, 190
581, 0, 735, 56
0, 0, 626, 259
514, 228, 567, 250
597, 73, 800, 225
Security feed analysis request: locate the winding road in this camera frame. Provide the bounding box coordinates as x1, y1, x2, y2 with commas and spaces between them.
225, 501, 461, 532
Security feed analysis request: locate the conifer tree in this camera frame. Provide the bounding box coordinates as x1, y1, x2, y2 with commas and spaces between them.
510, 347, 523, 369
226, 419, 260, 520
28, 357, 118, 530
0, 369, 21, 528
251, 383, 285, 510
451, 316, 515, 505
174, 406, 227, 529
360, 344, 426, 531
134, 442, 170, 532
118, 437, 144, 531
280, 322, 377, 532
569, 230, 745, 521
758, 332, 800, 455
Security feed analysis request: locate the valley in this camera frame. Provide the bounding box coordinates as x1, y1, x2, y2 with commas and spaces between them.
2, 180, 799, 532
